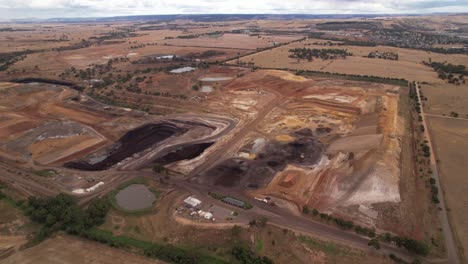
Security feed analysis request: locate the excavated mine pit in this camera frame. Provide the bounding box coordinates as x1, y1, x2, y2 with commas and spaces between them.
205, 132, 323, 189
153, 142, 214, 165
65, 123, 184, 171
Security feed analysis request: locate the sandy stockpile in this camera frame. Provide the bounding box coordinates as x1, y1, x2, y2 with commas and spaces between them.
327, 134, 383, 152
331, 95, 402, 207
304, 93, 357, 104
0, 121, 106, 163
263, 70, 310, 82
428, 117, 468, 260
1, 235, 166, 264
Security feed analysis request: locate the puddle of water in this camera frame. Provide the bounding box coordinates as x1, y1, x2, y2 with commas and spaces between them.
147, 54, 174, 59
115, 184, 155, 211
170, 67, 196, 74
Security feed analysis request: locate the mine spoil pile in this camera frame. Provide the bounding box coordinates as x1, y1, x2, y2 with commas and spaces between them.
205, 131, 323, 189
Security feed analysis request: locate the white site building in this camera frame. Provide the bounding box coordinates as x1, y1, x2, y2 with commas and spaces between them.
184, 196, 202, 208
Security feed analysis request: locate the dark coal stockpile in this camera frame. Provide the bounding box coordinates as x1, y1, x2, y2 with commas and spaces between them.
65, 123, 183, 171
206, 132, 323, 189
153, 142, 213, 165
212, 158, 250, 188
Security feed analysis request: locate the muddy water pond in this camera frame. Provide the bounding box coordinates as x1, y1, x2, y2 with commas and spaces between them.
115, 184, 156, 211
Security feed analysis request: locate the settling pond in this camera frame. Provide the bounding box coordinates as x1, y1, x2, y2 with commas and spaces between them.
115, 184, 156, 211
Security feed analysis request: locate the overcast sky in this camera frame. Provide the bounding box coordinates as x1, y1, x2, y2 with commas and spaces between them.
0, 0, 467, 20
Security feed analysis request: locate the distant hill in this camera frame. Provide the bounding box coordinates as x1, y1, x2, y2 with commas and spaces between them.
11, 14, 416, 23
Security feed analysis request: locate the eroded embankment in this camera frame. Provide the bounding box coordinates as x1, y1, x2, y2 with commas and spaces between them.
65, 123, 184, 170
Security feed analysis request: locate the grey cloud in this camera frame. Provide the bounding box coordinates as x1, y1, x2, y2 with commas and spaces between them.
0, 0, 466, 19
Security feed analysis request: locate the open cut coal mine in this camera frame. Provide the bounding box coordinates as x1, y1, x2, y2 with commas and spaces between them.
153, 142, 214, 165
65, 123, 184, 171
206, 132, 323, 189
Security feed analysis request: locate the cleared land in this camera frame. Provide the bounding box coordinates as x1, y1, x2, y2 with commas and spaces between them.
0, 235, 166, 264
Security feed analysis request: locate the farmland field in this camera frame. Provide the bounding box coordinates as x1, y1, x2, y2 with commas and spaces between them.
427, 116, 468, 263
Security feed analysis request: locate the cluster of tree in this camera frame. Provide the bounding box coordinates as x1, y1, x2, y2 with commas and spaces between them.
423, 47, 468, 55
392, 236, 431, 256
428, 178, 440, 204
414, 101, 422, 114
307, 40, 377, 47
303, 206, 372, 234
307, 35, 377, 47
83, 228, 225, 264
0, 50, 32, 71
408, 81, 418, 100
368, 238, 381, 249
423, 61, 467, 84
389, 253, 422, 264
23, 194, 110, 241
354, 225, 377, 238
11, 77, 84, 92
302, 205, 430, 255
186, 50, 226, 59
421, 143, 431, 157
144, 244, 201, 264
0, 27, 33, 32
368, 51, 399, 60
316, 21, 382, 31
145, 91, 188, 100
177, 34, 200, 39
289, 48, 352, 61
248, 217, 268, 228
54, 39, 93, 52
294, 69, 408, 86
91, 30, 138, 41
318, 212, 354, 230
152, 163, 169, 175
231, 246, 273, 264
